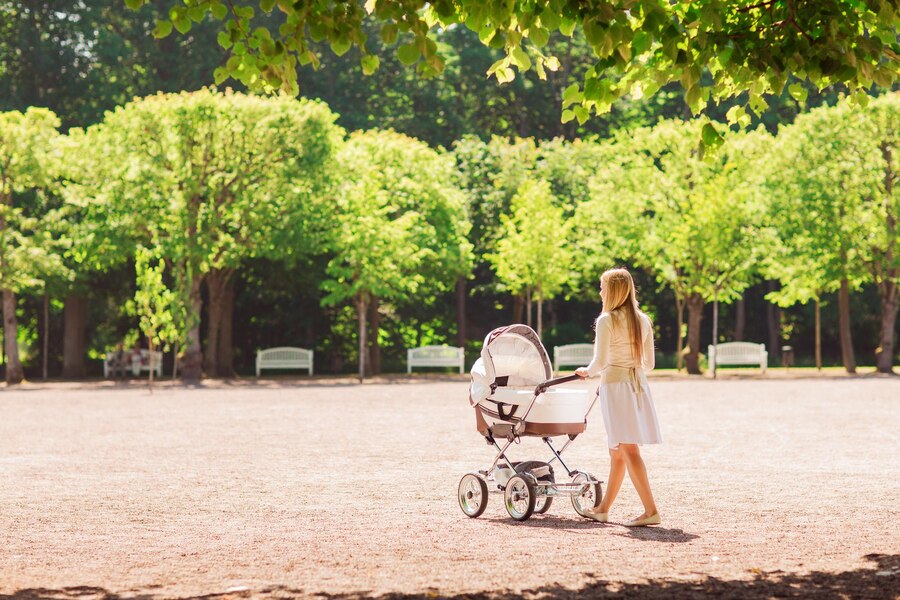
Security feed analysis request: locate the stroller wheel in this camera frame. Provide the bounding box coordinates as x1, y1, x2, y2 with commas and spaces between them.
571, 471, 603, 518
514, 461, 554, 514
458, 473, 489, 518
535, 495, 553, 514
504, 475, 536, 521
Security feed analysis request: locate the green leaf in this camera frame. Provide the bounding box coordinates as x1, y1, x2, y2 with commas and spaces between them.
530, 26, 549, 48
210, 1, 228, 20
544, 56, 560, 71
330, 36, 352, 57
701, 123, 723, 147
152, 20, 173, 39
562, 83, 582, 107
633, 31, 651, 55
361, 54, 380, 75
561, 109, 576, 123
173, 17, 191, 34
217, 30, 232, 49
787, 83, 808, 103
381, 23, 399, 45
397, 43, 420, 65
124, 0, 143, 9
261, 0, 277, 13
511, 47, 531, 71
559, 17, 576, 36
539, 9, 560, 30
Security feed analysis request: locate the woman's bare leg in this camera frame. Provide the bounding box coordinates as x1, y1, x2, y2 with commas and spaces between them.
595, 447, 625, 513
619, 443, 658, 517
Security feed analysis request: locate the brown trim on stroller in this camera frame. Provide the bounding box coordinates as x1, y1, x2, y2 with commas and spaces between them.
475, 406, 585, 437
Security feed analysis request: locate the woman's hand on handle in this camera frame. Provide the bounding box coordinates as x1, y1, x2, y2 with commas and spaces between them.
575, 367, 589, 378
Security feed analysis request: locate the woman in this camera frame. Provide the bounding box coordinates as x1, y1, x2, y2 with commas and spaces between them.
575, 268, 662, 526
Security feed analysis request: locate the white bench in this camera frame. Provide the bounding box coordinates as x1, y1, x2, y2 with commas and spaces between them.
104, 349, 163, 378
256, 346, 314, 376
407, 345, 464, 374
553, 343, 594, 373
708, 342, 767, 375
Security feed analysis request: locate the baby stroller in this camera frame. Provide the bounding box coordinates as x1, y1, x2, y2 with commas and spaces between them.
458, 324, 603, 521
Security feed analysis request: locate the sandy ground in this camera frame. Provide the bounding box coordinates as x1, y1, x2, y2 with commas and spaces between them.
1, 374, 898, 599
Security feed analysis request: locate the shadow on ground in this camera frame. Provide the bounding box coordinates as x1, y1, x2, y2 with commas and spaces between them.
3, 554, 897, 600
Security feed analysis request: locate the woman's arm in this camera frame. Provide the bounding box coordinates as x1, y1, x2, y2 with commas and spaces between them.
577, 314, 611, 378
642, 315, 655, 372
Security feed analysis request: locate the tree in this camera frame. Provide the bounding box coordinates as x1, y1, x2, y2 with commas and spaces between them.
488, 178, 573, 337
0, 108, 67, 384
128, 246, 185, 388
139, 0, 899, 132
767, 95, 898, 373
322, 129, 472, 381
577, 120, 769, 373
72, 89, 343, 380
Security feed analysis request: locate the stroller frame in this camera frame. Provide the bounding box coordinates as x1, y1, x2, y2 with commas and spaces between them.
459, 374, 604, 521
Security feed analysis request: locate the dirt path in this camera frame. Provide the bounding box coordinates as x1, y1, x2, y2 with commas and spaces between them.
1, 376, 898, 598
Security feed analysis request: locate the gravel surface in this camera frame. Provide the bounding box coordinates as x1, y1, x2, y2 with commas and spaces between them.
1, 374, 898, 599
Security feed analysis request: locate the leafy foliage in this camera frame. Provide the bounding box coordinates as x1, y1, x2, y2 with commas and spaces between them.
136, 0, 899, 131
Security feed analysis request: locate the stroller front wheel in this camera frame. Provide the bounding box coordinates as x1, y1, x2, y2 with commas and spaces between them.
571, 471, 603, 518
504, 474, 537, 521
458, 473, 489, 518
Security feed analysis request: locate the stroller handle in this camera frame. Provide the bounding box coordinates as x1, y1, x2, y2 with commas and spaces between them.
534, 373, 582, 395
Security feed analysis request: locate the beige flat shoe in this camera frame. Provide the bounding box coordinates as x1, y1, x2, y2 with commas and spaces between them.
582, 508, 608, 523
623, 513, 660, 527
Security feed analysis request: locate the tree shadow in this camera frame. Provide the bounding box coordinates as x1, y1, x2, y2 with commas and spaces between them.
3, 554, 897, 599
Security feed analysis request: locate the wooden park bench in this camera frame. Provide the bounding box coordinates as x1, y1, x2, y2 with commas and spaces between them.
256, 346, 314, 376
553, 343, 594, 373
708, 342, 768, 376
407, 345, 465, 374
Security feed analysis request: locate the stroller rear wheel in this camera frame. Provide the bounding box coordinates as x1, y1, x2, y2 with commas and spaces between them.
514, 460, 555, 515
458, 473, 489, 518
571, 471, 603, 518
504, 474, 537, 521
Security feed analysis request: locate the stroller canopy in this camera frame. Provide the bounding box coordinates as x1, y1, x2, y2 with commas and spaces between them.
470, 324, 552, 405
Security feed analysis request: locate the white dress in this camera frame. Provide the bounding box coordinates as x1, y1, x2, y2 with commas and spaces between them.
584, 310, 662, 449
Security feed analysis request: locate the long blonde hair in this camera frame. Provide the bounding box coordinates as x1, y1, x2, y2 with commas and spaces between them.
600, 268, 645, 364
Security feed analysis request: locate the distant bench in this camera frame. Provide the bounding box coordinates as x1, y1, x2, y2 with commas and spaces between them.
708, 342, 767, 376
256, 347, 314, 376
104, 349, 163, 378
553, 343, 594, 373
407, 345, 464, 374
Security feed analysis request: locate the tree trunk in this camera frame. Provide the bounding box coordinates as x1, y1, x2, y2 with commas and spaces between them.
148, 338, 155, 393
814, 299, 822, 372
356, 295, 368, 383
876, 279, 898, 374
875, 140, 897, 374
838, 278, 856, 374
712, 292, 719, 379
180, 276, 204, 382
685, 293, 703, 375
368, 296, 380, 376
766, 280, 781, 362
62, 294, 87, 378
456, 277, 466, 348
734, 295, 746, 341
675, 293, 685, 372
526, 287, 532, 328
204, 268, 232, 377
2, 290, 24, 383
42, 294, 49, 380
512, 294, 524, 324
536, 295, 543, 338
217, 275, 235, 377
